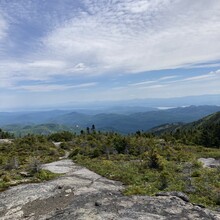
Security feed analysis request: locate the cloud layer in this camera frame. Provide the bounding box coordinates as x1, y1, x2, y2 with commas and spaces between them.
0, 0, 220, 109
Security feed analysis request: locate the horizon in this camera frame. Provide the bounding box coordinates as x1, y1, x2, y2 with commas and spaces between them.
0, 1, 220, 110
0, 92, 220, 112
1, 98, 220, 113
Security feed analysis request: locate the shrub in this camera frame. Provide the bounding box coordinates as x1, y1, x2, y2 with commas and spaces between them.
2, 174, 11, 182
69, 148, 81, 157
158, 171, 170, 190
60, 142, 71, 150
191, 170, 201, 177
4, 157, 19, 170
0, 180, 9, 191
28, 157, 41, 174
92, 148, 102, 158
215, 192, 220, 206
147, 150, 165, 170
35, 170, 59, 181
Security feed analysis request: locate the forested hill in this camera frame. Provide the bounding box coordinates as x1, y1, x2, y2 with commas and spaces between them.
151, 111, 220, 148
1, 105, 220, 135
51, 106, 220, 133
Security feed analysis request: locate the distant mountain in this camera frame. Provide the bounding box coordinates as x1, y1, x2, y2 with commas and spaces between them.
1, 105, 220, 134
0, 110, 71, 125
54, 94, 220, 110
0, 107, 157, 125
3, 123, 80, 137
64, 106, 158, 115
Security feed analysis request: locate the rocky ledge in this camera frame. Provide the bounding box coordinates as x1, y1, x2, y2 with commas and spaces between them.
0, 159, 219, 220
199, 158, 220, 168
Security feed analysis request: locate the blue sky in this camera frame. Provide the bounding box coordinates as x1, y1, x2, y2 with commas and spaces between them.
0, 0, 220, 110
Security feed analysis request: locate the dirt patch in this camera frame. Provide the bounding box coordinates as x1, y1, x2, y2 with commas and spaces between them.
22, 188, 75, 219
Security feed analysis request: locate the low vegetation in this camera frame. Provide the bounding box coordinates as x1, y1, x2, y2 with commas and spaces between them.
155, 112, 220, 148
0, 113, 220, 209
0, 134, 64, 190
0, 128, 14, 139
60, 127, 220, 209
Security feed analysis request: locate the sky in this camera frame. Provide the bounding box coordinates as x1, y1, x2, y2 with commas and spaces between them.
0, 0, 220, 110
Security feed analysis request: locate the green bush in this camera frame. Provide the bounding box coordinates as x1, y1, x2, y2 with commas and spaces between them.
35, 170, 59, 181
146, 150, 165, 170
191, 170, 201, 177
69, 148, 81, 157
2, 174, 11, 182
0, 180, 9, 191
158, 171, 170, 190
28, 157, 41, 174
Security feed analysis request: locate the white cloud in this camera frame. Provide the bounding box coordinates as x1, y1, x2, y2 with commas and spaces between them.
129, 75, 178, 87
168, 69, 220, 84
0, 14, 7, 41
188, 63, 220, 69
106, 69, 219, 101
129, 80, 156, 86
91, 72, 220, 101
0, 60, 59, 86
159, 75, 178, 81
14, 82, 97, 92
41, 0, 220, 75
28, 60, 66, 69
0, 0, 220, 108
1, 0, 220, 80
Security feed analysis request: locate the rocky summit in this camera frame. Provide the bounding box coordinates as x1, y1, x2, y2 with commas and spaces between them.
0, 159, 219, 220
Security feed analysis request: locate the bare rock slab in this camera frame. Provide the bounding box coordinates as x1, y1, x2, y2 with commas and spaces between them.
0, 159, 220, 220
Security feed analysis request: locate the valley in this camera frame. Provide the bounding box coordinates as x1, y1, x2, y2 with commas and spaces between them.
1, 105, 220, 136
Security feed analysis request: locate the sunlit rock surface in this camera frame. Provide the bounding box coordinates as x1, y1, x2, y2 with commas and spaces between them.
0, 160, 219, 220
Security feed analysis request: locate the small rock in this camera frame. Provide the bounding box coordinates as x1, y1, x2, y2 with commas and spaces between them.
65, 189, 72, 193
156, 191, 189, 202
193, 204, 206, 209
58, 185, 63, 189
95, 201, 102, 207
20, 172, 31, 177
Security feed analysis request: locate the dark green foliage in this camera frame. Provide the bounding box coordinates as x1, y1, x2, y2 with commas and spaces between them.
147, 150, 164, 170
48, 131, 74, 142
112, 136, 128, 154
60, 142, 71, 150
158, 171, 170, 190
0, 128, 14, 139
67, 130, 220, 208
151, 112, 220, 148
199, 123, 220, 147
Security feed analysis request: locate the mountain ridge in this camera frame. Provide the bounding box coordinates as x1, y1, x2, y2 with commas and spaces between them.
1, 105, 220, 135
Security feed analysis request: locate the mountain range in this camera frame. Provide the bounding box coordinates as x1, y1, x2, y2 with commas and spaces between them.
1, 105, 220, 135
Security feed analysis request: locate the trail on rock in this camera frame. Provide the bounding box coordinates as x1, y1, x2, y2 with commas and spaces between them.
0, 159, 220, 220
